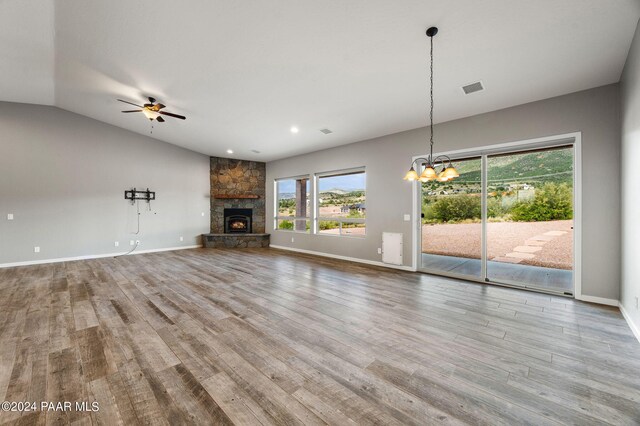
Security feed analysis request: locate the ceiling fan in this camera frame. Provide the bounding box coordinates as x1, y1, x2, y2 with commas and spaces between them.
117, 97, 186, 122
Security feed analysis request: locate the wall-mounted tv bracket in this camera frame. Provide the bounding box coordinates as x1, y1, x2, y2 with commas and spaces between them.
124, 188, 156, 205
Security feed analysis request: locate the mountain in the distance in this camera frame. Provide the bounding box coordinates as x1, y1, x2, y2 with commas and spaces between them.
319, 188, 350, 195
447, 149, 573, 185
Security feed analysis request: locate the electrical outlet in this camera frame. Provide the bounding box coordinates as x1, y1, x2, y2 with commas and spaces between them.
403, 214, 411, 221
291, 237, 295, 243
114, 241, 119, 247
34, 246, 40, 253
201, 212, 205, 217
179, 236, 184, 242
130, 240, 135, 246
7, 213, 13, 220
377, 248, 382, 254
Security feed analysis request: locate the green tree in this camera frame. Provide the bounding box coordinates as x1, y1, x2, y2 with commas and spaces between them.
319, 221, 339, 230
279, 199, 295, 210
278, 220, 294, 230
487, 197, 507, 218
430, 195, 481, 222
510, 182, 573, 221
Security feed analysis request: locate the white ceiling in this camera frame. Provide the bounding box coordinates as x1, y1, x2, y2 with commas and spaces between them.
2, 1, 640, 161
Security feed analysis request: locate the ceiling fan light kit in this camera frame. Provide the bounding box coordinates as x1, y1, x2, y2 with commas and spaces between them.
117, 97, 186, 123
404, 27, 458, 183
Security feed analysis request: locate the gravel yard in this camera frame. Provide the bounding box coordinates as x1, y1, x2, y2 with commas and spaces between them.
422, 220, 573, 270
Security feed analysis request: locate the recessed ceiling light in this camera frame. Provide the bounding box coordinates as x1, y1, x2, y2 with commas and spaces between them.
290, 126, 299, 134
226, 149, 233, 154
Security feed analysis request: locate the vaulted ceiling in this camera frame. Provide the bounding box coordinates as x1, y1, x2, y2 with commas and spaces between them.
2, 0, 639, 161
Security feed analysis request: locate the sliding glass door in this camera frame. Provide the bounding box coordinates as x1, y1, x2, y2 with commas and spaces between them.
421, 157, 483, 279
486, 146, 574, 293
420, 142, 575, 296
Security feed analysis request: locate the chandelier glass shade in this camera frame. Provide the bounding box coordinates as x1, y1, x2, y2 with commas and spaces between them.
403, 156, 459, 183
404, 26, 458, 183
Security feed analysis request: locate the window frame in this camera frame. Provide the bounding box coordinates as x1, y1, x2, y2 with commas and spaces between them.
314, 167, 367, 238
274, 175, 311, 233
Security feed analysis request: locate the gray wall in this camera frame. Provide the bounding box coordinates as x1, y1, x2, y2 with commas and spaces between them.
0, 102, 210, 264
267, 84, 621, 301
621, 19, 640, 331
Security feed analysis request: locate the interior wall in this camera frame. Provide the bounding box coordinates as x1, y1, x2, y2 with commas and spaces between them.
0, 0, 55, 105
267, 84, 621, 301
0, 102, 210, 265
621, 19, 640, 334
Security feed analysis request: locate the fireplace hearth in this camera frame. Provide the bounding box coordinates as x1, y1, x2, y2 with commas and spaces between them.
224, 208, 252, 234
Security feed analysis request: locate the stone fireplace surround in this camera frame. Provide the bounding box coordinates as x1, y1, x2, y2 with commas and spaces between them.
203, 157, 270, 248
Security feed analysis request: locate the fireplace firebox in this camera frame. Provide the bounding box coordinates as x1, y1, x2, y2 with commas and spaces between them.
224, 208, 252, 234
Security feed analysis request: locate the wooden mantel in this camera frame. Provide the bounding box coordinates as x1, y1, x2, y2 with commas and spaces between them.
213, 194, 260, 199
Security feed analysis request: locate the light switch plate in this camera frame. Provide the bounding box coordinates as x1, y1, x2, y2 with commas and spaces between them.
7, 213, 13, 220
403, 214, 411, 221
180, 236, 184, 242
114, 241, 119, 247
34, 246, 40, 253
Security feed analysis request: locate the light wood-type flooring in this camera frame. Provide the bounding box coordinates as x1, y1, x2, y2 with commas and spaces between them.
0, 248, 639, 425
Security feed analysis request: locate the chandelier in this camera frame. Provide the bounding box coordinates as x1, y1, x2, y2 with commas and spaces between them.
404, 27, 459, 183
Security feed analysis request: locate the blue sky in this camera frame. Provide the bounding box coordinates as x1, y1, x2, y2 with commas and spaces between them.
278, 173, 365, 193
319, 173, 365, 191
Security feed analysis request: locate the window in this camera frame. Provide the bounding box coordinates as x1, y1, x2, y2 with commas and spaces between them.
316, 168, 366, 237
275, 176, 310, 232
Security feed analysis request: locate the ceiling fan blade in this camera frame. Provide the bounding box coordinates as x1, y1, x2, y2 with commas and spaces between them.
159, 111, 186, 120
117, 99, 144, 108
121, 109, 142, 113
152, 103, 166, 111
156, 116, 165, 123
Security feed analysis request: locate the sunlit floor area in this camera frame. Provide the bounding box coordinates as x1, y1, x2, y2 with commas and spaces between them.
0, 248, 637, 424
421, 253, 573, 293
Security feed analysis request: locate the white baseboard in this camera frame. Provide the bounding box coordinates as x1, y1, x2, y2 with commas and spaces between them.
575, 294, 620, 307
269, 245, 416, 272
620, 303, 640, 343
0, 245, 202, 268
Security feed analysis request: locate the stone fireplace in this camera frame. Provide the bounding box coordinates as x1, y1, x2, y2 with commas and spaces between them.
203, 157, 269, 248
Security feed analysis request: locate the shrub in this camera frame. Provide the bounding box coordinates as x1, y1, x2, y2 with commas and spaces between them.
429, 195, 480, 222
278, 220, 293, 230
510, 182, 572, 221
279, 199, 295, 209
319, 221, 339, 230
347, 209, 364, 218
422, 202, 436, 223
487, 197, 508, 218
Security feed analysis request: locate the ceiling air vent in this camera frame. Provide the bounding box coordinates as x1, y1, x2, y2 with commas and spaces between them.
462, 81, 484, 95
319, 128, 333, 135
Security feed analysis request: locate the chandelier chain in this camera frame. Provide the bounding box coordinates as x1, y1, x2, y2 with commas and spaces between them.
429, 33, 434, 165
